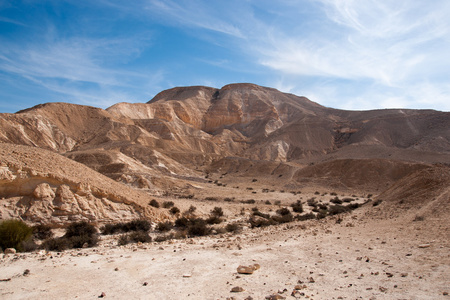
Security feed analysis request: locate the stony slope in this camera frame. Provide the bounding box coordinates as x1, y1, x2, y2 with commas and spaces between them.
0, 83, 449, 224
0, 143, 164, 225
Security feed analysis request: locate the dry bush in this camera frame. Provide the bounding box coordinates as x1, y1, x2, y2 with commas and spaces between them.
291, 200, 304, 213
33, 224, 53, 240
149, 199, 160, 208
156, 221, 173, 232
162, 201, 175, 208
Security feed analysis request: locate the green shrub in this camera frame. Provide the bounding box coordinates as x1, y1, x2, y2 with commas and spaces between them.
0, 219, 33, 252
33, 224, 53, 240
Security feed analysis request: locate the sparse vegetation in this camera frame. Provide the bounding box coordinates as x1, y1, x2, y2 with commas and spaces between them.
156, 221, 173, 232
170, 206, 180, 215
291, 200, 304, 213
33, 224, 53, 240
149, 199, 160, 208
162, 201, 175, 208
0, 219, 33, 252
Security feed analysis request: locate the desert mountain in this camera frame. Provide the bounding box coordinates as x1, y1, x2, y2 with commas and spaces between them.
0, 83, 449, 223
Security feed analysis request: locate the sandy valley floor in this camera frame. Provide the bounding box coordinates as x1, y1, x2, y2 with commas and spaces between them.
1, 204, 449, 300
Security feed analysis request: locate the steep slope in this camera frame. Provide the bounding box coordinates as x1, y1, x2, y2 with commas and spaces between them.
0, 143, 164, 225
0, 83, 449, 196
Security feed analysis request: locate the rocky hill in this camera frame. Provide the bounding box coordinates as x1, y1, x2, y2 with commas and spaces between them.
0, 83, 449, 224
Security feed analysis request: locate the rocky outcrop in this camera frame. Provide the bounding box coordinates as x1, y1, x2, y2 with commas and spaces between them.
0, 143, 164, 225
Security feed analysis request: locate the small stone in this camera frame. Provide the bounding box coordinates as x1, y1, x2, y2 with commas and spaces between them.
143, 282, 148, 286
237, 265, 254, 274
418, 244, 431, 248
443, 291, 448, 296
379, 286, 388, 292
231, 286, 244, 292
23, 269, 30, 276
308, 277, 315, 283
114, 267, 119, 271
401, 273, 408, 277
183, 274, 192, 278
98, 292, 106, 298
244, 297, 254, 300
265, 295, 285, 300
4, 248, 16, 254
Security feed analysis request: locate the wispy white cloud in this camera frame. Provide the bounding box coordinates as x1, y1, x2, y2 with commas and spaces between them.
145, 0, 246, 38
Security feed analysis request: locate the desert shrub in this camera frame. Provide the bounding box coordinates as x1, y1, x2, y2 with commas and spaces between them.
128, 231, 152, 243
206, 215, 223, 225
156, 221, 173, 232
211, 207, 224, 217
64, 221, 98, 248
224, 197, 234, 202
124, 219, 151, 232
328, 204, 348, 215
271, 213, 293, 224
70, 234, 98, 248
318, 203, 328, 210
188, 205, 197, 213
251, 207, 259, 212
21, 238, 38, 252
342, 198, 354, 203
175, 217, 190, 228
154, 233, 174, 243
274, 200, 281, 205
187, 218, 210, 237
330, 197, 342, 204
307, 198, 317, 207
314, 191, 320, 195
276, 207, 291, 216
316, 210, 327, 219
225, 223, 241, 233
65, 221, 97, 238
101, 223, 125, 235
42, 237, 72, 251
249, 216, 276, 228
330, 192, 337, 196
264, 200, 271, 205
205, 197, 218, 201
170, 206, 180, 215
162, 201, 175, 208
291, 201, 304, 213
367, 194, 373, 198
413, 215, 425, 222
372, 199, 383, 207
252, 210, 270, 219
295, 213, 316, 221
33, 224, 53, 240
118, 234, 129, 246
149, 199, 160, 208
347, 203, 359, 210
240, 199, 256, 204
0, 219, 33, 252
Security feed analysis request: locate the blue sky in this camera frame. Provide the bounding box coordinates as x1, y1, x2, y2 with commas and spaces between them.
1, 0, 449, 113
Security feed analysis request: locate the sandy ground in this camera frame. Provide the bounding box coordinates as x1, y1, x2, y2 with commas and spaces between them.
1, 205, 449, 300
